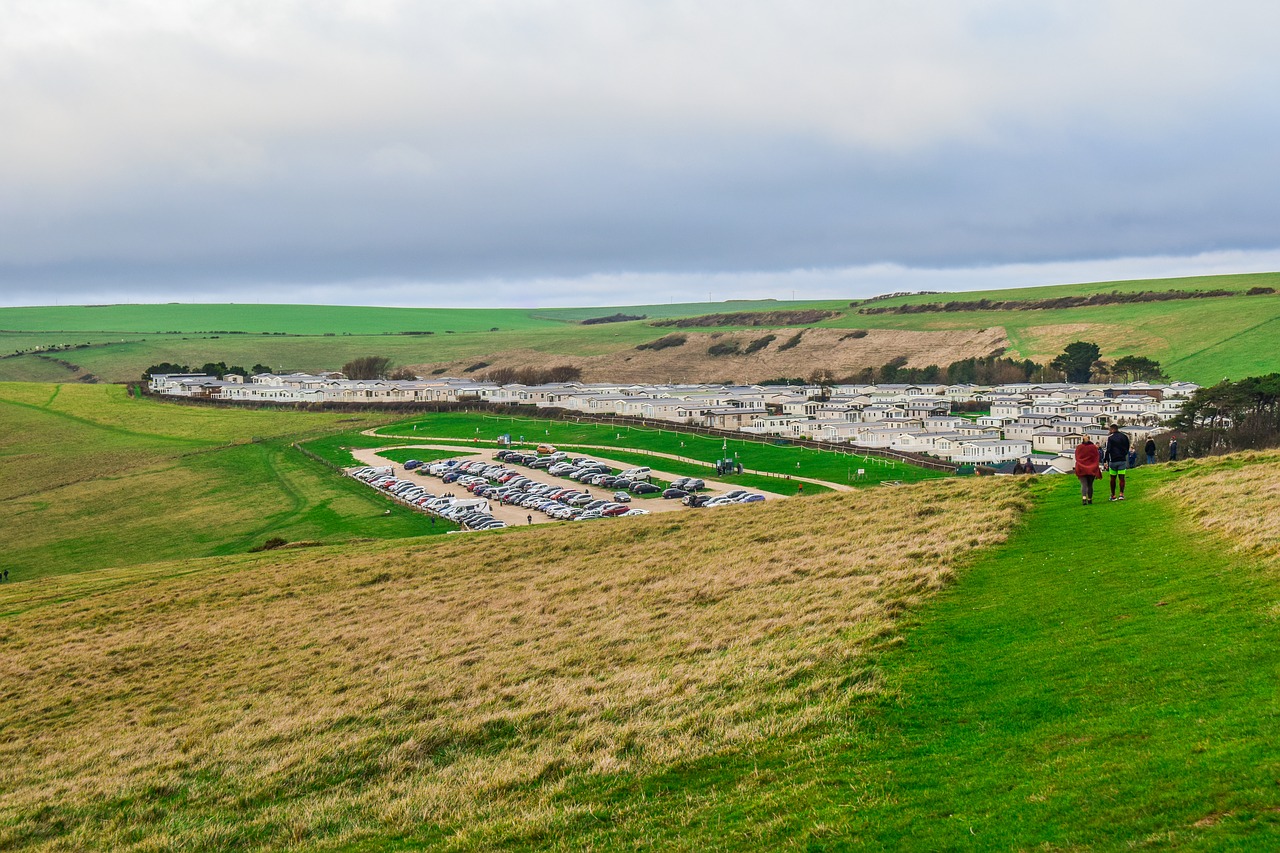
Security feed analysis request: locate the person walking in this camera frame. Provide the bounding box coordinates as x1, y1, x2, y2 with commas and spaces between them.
1104, 423, 1131, 501
1074, 436, 1103, 505
1169, 438, 1179, 461
1144, 437, 1157, 465
527, 514, 533, 525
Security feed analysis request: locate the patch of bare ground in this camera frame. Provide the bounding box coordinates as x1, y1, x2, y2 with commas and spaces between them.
1160, 450, 1280, 566
0, 477, 1029, 850
412, 326, 1009, 384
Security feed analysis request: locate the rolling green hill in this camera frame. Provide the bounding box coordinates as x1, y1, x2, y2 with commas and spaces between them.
0, 383, 455, 582
1, 271, 1278, 385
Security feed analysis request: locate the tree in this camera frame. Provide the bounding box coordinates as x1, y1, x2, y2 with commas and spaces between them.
1050, 341, 1101, 383
1111, 355, 1167, 383
141, 362, 190, 380
388, 367, 419, 380
808, 368, 836, 399
341, 356, 395, 380
251, 363, 273, 375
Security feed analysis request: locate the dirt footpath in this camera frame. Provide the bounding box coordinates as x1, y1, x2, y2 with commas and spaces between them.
346, 444, 774, 527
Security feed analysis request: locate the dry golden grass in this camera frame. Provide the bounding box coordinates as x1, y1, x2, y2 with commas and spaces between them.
0, 477, 1030, 850
1160, 450, 1280, 565
410, 326, 1010, 384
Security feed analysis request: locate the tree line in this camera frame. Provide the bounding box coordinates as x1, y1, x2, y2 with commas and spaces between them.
857, 287, 1272, 315
799, 341, 1166, 392
1171, 374, 1280, 455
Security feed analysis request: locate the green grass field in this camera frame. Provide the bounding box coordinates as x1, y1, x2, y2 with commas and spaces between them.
371, 411, 935, 489
1, 271, 1278, 384
0, 383, 455, 581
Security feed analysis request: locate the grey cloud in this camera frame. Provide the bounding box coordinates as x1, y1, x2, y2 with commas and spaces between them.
1, 1, 1279, 305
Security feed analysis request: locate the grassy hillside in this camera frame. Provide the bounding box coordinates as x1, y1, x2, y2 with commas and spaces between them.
1, 270, 1278, 385
0, 475, 1028, 850
1, 442, 1278, 849
0, 383, 452, 581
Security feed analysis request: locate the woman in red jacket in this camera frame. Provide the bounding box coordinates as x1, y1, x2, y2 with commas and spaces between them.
1074, 436, 1103, 505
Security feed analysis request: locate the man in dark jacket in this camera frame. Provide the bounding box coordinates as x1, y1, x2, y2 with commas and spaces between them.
1144, 437, 1157, 465
1104, 424, 1131, 501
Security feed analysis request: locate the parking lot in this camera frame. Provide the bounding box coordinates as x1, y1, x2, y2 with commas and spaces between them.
347, 443, 775, 530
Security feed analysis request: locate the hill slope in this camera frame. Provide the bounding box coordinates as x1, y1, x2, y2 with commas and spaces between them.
1, 449, 1278, 849
0, 383, 451, 581
1, 271, 1278, 384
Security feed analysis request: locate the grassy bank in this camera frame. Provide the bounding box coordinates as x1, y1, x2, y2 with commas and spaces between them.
0, 384, 452, 580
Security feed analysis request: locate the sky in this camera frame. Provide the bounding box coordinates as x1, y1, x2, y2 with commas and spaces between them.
2, 0, 1279, 308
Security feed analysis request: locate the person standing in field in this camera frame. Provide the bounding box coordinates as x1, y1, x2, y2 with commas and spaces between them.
1144, 437, 1157, 465
1169, 438, 1179, 461
1104, 424, 1131, 501
1074, 436, 1103, 505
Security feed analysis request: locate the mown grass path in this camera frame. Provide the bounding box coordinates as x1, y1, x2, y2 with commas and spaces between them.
535, 467, 1280, 850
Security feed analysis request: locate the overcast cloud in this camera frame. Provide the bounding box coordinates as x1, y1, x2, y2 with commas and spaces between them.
2, 1, 1279, 307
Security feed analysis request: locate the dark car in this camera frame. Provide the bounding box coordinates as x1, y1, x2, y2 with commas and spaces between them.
683, 478, 705, 491
633, 482, 660, 495
662, 488, 689, 499
684, 494, 712, 507
403, 459, 423, 470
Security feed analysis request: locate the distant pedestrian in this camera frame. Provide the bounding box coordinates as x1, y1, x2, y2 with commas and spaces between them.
1144, 438, 1156, 465
1011, 459, 1025, 475
1127, 448, 1138, 469
797, 483, 804, 495
527, 514, 533, 525
1074, 436, 1103, 505
1169, 438, 1179, 461
1, 568, 7, 581
1104, 424, 1131, 501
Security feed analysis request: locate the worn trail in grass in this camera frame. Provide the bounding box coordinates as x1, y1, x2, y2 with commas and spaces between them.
526, 463, 1280, 850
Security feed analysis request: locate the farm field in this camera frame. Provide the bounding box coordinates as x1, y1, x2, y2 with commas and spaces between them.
0, 426, 1277, 848
1, 271, 1279, 385
0, 383, 453, 581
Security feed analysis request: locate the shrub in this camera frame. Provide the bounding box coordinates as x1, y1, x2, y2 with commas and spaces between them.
581, 313, 647, 325
776, 331, 804, 351
707, 341, 742, 356
635, 334, 687, 351
249, 537, 288, 553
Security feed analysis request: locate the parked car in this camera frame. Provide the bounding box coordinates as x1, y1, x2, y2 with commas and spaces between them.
633, 483, 660, 494
611, 491, 631, 503
662, 488, 689, 499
